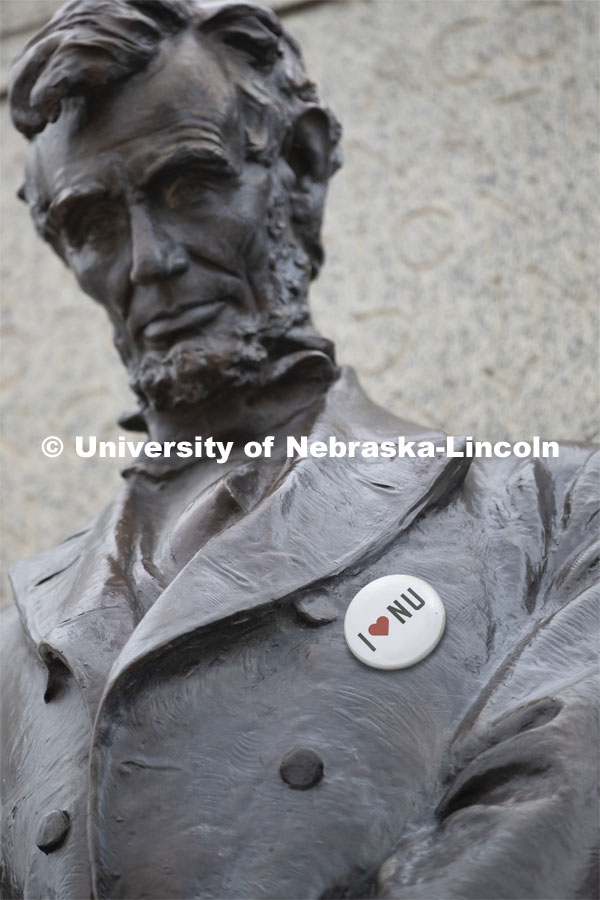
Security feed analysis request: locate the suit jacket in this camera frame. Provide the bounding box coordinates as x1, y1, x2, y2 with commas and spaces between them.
2, 369, 598, 900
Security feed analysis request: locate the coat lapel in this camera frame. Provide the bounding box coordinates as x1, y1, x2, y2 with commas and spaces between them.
105, 370, 470, 691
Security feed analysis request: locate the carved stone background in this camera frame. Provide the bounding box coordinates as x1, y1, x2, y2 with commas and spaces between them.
1, 0, 599, 604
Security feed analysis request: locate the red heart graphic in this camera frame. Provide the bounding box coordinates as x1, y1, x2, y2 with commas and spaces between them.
368, 616, 389, 637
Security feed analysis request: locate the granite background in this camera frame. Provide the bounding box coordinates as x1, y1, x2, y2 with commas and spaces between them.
1, 0, 599, 604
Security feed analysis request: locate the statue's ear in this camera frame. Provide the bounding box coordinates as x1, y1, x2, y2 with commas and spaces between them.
285, 108, 333, 278
285, 108, 331, 186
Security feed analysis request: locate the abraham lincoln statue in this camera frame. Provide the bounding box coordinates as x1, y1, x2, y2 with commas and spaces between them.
1, 1, 598, 898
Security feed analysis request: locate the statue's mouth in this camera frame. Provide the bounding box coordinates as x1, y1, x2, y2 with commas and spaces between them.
141, 299, 227, 345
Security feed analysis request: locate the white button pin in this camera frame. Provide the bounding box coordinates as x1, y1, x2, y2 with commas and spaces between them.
344, 574, 446, 669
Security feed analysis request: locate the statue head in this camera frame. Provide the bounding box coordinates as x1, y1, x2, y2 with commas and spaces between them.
9, 0, 342, 411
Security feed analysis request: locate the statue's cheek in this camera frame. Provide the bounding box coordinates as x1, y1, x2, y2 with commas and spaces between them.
68, 243, 131, 313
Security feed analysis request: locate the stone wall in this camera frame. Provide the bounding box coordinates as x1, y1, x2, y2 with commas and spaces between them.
1, 0, 598, 603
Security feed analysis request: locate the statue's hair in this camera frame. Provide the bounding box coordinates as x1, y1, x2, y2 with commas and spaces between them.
9, 0, 340, 156
9, 0, 342, 275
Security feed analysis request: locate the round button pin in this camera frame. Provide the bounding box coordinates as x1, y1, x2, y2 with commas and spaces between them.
344, 575, 445, 670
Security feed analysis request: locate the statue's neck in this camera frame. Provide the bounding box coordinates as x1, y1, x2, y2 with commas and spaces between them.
142, 350, 338, 447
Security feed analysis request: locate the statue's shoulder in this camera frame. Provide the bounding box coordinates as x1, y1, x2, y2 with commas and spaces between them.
463, 440, 598, 523
8, 516, 97, 615
463, 442, 599, 610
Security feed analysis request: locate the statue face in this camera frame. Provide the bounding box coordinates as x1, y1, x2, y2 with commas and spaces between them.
26, 30, 312, 409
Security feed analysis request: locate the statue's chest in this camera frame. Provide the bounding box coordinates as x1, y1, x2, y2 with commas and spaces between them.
92, 607, 465, 900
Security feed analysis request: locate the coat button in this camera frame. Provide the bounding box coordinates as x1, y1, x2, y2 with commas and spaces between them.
36, 810, 70, 854
295, 594, 337, 625
280, 748, 324, 790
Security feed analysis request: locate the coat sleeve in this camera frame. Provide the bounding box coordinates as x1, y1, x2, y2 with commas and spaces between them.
377, 448, 599, 900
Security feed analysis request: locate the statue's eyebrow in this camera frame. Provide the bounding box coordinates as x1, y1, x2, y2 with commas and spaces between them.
141, 144, 238, 188
47, 185, 115, 230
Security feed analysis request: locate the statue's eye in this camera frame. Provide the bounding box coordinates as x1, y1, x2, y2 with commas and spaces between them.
65, 200, 128, 247
162, 172, 212, 210
159, 169, 232, 209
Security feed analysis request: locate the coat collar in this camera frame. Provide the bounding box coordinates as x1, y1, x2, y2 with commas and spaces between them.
10, 368, 470, 722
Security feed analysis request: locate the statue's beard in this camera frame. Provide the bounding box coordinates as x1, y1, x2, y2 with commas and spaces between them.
128, 326, 271, 411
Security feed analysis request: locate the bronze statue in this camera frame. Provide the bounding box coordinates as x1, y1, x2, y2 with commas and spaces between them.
2, 1, 598, 898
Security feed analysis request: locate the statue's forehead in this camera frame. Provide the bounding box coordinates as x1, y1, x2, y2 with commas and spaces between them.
28, 30, 243, 200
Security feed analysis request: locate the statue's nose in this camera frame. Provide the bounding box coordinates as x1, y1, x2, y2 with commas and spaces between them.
129, 203, 188, 285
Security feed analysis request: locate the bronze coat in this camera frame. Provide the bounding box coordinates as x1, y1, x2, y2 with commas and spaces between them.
2, 370, 598, 899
